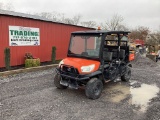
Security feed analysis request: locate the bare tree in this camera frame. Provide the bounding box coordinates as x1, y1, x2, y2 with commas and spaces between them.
33, 11, 95, 27
63, 18, 74, 24
129, 26, 150, 41
117, 24, 129, 31
72, 14, 82, 25
81, 21, 97, 28
33, 12, 82, 25
38, 12, 52, 19
33, 12, 58, 21
102, 14, 124, 30
53, 12, 64, 22
60, 14, 82, 25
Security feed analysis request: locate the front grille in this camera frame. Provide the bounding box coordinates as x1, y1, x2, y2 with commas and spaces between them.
61, 65, 78, 74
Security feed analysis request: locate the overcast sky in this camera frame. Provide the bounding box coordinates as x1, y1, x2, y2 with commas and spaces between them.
1, 0, 160, 31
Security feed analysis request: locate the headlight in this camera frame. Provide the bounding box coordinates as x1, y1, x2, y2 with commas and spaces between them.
81, 64, 95, 73
59, 60, 64, 67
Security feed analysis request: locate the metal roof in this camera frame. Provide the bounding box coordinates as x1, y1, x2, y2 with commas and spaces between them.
0, 9, 93, 29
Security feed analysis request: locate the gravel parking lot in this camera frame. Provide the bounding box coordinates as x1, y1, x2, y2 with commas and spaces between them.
0, 55, 160, 120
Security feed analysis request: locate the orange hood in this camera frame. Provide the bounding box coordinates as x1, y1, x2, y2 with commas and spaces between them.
62, 57, 100, 74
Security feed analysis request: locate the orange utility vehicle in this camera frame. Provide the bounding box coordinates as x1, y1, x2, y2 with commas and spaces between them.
54, 30, 133, 99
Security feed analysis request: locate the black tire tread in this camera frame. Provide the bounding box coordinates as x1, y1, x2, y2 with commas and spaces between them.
85, 78, 103, 100
121, 67, 131, 82
54, 74, 67, 89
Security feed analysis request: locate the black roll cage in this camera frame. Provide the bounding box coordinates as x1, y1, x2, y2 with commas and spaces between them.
67, 31, 130, 63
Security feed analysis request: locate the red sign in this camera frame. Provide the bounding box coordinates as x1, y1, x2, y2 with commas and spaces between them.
134, 39, 144, 46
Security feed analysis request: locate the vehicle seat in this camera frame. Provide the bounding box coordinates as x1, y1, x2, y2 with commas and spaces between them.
120, 49, 125, 60
103, 51, 113, 68
112, 49, 117, 59
112, 49, 125, 60
103, 51, 113, 62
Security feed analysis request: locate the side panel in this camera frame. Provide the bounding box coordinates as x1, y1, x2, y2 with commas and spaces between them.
0, 16, 93, 67
129, 53, 135, 61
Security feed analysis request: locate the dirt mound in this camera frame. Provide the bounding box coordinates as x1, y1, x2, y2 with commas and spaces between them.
131, 53, 158, 68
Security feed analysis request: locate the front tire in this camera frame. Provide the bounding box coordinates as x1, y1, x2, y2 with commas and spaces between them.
54, 74, 67, 89
121, 67, 131, 82
85, 78, 103, 100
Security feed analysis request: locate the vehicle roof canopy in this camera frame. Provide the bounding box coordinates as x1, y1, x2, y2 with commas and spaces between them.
72, 30, 130, 35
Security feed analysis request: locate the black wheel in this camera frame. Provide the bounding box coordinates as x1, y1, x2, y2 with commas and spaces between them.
85, 78, 103, 100
54, 74, 67, 89
121, 67, 131, 82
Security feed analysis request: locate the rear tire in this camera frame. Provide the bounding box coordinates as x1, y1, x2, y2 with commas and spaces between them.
54, 74, 67, 89
121, 67, 131, 82
85, 78, 103, 100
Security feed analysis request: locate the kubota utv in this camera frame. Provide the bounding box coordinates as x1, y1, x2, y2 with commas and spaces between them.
54, 30, 133, 99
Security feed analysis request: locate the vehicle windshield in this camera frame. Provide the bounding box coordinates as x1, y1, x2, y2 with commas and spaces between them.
68, 35, 102, 58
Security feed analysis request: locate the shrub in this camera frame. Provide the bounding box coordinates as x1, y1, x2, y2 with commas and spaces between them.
32, 59, 37, 67
4, 48, 10, 70
25, 58, 40, 68
25, 59, 33, 68
35, 58, 40, 66
51, 46, 56, 64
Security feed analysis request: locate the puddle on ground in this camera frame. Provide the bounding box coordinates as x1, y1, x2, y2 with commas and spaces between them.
104, 82, 130, 103
103, 81, 159, 112
130, 83, 159, 112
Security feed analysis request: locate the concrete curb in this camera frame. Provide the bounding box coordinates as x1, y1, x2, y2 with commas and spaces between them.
0, 64, 58, 76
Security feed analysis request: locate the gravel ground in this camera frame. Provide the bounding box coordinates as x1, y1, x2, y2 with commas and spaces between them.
0, 55, 160, 120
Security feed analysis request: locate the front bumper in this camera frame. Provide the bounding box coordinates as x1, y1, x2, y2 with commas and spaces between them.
55, 67, 102, 89
55, 68, 90, 81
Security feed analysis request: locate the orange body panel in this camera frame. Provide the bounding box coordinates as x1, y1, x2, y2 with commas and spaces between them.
129, 53, 135, 61
62, 57, 100, 74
